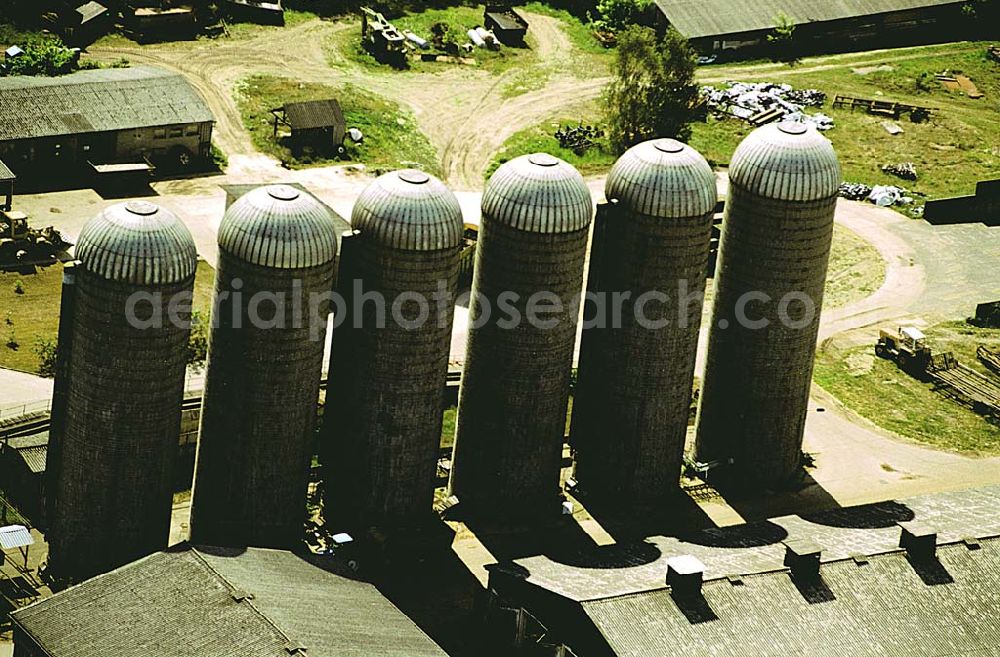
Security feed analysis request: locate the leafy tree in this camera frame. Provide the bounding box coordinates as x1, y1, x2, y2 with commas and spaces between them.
766, 12, 797, 61
34, 338, 57, 378
186, 310, 209, 371
602, 25, 699, 153
1, 34, 80, 77
590, 0, 653, 33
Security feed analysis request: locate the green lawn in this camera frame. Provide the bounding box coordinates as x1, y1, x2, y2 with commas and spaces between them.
0, 261, 215, 376
488, 41, 1000, 204
235, 74, 440, 175
485, 116, 616, 180
814, 321, 1000, 455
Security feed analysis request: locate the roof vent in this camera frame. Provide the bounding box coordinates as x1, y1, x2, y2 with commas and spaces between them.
284, 641, 307, 654
783, 539, 822, 580
899, 522, 937, 560
666, 555, 705, 597
231, 589, 254, 602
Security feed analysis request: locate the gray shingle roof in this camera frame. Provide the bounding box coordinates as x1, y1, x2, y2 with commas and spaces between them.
583, 539, 1000, 657
7, 432, 48, 474
498, 485, 1000, 657
11, 546, 449, 657
0, 65, 214, 142
654, 0, 967, 39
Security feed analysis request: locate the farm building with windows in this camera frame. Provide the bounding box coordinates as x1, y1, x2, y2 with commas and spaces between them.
0, 65, 215, 184
653, 0, 976, 55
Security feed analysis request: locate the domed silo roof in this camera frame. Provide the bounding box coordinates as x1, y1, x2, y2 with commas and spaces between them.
218, 185, 338, 269
606, 138, 717, 218
481, 153, 593, 233
351, 169, 464, 251
728, 122, 841, 202
75, 201, 198, 286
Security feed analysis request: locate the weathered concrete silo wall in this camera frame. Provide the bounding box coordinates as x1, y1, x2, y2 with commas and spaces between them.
46, 201, 197, 583
449, 153, 593, 519
190, 185, 337, 549
572, 139, 717, 505
695, 122, 840, 488
325, 170, 463, 529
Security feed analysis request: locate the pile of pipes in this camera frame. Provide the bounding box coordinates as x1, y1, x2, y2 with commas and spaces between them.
882, 162, 918, 181
839, 182, 916, 207
701, 82, 834, 130
555, 124, 604, 154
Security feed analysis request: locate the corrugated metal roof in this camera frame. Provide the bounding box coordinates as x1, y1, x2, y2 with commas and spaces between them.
0, 524, 34, 550
76, 1, 109, 23
283, 99, 345, 131
605, 138, 717, 219
218, 185, 338, 269
0, 65, 214, 142
12, 547, 449, 657
481, 153, 593, 234
654, 0, 966, 39
351, 169, 464, 251
729, 122, 841, 202
75, 201, 199, 285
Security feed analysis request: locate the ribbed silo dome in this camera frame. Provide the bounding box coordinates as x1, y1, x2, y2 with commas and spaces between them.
729, 122, 841, 202
75, 201, 198, 286
482, 153, 593, 233
351, 169, 464, 251
218, 185, 337, 268
606, 138, 717, 218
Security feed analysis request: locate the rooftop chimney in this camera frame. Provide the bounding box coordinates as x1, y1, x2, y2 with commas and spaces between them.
667, 555, 706, 597
899, 521, 937, 560
783, 539, 822, 580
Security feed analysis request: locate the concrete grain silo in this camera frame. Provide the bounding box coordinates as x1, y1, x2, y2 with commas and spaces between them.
449, 153, 593, 519
695, 122, 840, 488
325, 169, 464, 530
46, 201, 197, 583
190, 185, 337, 549
571, 139, 717, 506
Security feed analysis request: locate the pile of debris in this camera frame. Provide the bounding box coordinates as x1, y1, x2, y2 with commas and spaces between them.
988, 45, 1000, 64
554, 124, 603, 155
839, 182, 916, 208
882, 162, 918, 181
701, 82, 834, 130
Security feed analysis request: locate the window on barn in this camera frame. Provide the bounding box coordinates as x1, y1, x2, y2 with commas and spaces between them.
154, 128, 166, 139
185, 125, 200, 136
169, 127, 184, 138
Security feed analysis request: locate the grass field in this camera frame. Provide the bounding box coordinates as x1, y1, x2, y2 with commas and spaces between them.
814, 321, 1000, 455
488, 41, 1000, 205
235, 74, 440, 175
0, 261, 216, 376
485, 116, 615, 179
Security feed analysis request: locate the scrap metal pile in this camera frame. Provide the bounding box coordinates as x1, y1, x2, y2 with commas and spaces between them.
554, 124, 604, 155
882, 162, 918, 181
701, 82, 834, 130
839, 182, 917, 208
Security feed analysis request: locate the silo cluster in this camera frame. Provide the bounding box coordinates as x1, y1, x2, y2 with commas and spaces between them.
695, 122, 840, 487
448, 153, 593, 519
46, 201, 197, 583
571, 139, 717, 506
190, 185, 338, 549
324, 170, 464, 530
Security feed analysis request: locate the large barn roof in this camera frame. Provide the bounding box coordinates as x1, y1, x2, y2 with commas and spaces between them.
654, 0, 966, 39
493, 484, 1000, 657
0, 65, 214, 142
12, 546, 449, 657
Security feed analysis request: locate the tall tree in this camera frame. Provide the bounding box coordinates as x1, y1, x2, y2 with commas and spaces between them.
602, 25, 699, 153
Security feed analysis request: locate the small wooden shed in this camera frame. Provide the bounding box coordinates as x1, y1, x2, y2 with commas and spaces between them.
271, 99, 347, 155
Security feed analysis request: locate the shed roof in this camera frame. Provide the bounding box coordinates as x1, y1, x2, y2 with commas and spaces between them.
654, 0, 966, 39
0, 525, 34, 550
6, 432, 48, 474
76, 1, 109, 23
0, 65, 214, 142
11, 546, 449, 657
282, 99, 345, 131
0, 159, 15, 182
